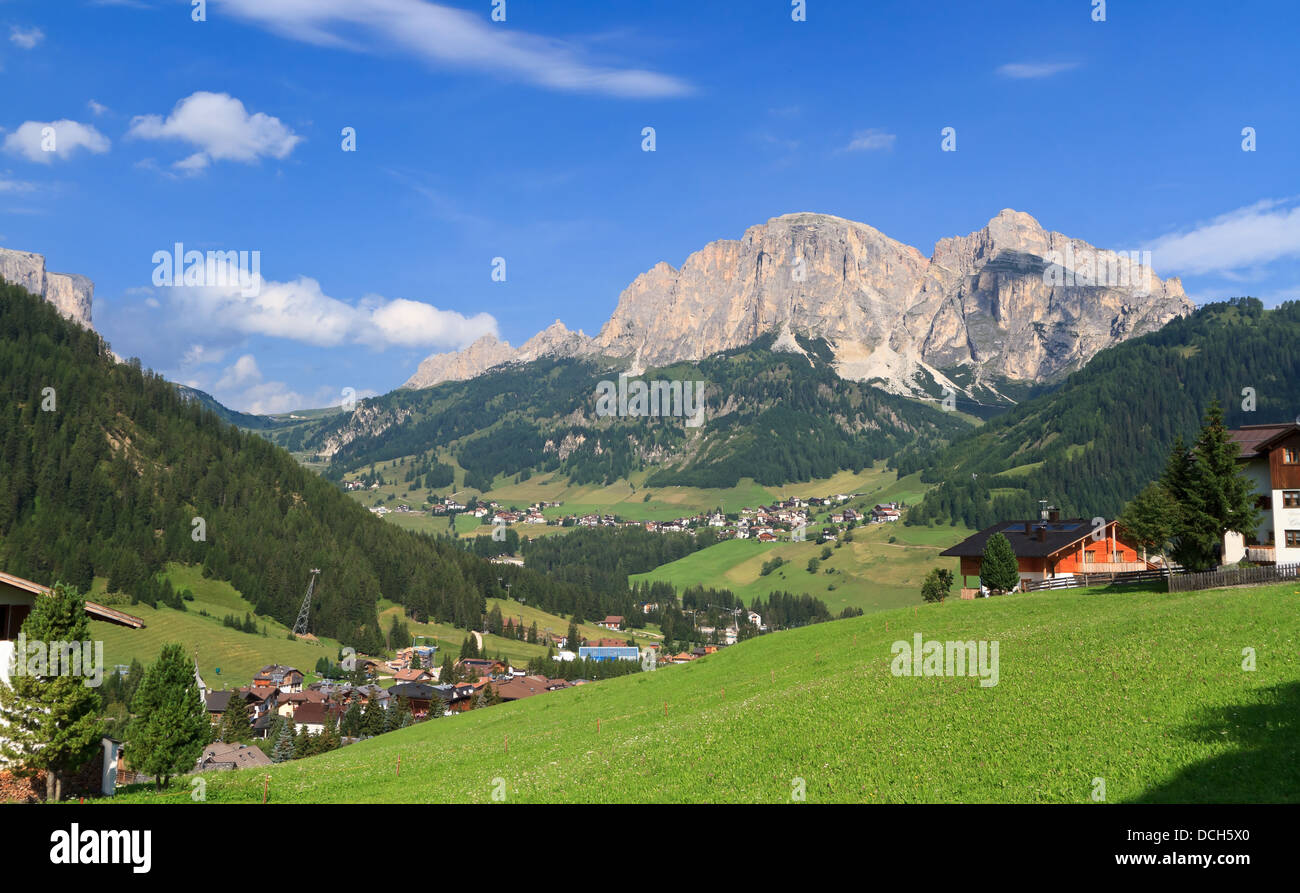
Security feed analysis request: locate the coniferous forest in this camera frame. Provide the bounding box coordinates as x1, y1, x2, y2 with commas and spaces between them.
901, 299, 1300, 528
0, 282, 594, 649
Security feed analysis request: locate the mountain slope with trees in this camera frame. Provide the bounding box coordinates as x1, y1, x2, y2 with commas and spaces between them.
282, 333, 974, 490
0, 281, 599, 649
901, 298, 1300, 529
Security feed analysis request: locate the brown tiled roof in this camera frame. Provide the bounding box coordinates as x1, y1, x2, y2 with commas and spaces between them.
1229, 423, 1300, 458
201, 742, 272, 769
292, 702, 331, 726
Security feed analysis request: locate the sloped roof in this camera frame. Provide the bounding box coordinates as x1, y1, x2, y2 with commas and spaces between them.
202, 742, 272, 768
1229, 423, 1300, 458
0, 571, 145, 629
939, 519, 1119, 559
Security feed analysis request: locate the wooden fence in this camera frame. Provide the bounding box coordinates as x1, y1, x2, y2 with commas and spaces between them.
1023, 567, 1171, 592
1166, 562, 1299, 593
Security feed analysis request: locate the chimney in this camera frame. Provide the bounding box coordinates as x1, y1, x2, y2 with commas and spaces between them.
1039, 499, 1049, 521
1036, 526, 1046, 542
1048, 507, 1060, 522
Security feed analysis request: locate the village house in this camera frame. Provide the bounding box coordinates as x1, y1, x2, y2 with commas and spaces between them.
196, 742, 272, 772
1225, 422, 1300, 565
203, 690, 233, 725
599, 615, 624, 631
275, 689, 327, 720
290, 701, 337, 735
457, 657, 506, 678
493, 674, 570, 702
940, 511, 1152, 596
252, 664, 304, 693
391, 666, 434, 684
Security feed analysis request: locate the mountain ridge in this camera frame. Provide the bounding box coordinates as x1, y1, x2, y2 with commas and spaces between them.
402, 209, 1192, 396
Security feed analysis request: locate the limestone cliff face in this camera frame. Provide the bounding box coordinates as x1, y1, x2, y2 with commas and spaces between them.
404, 210, 1193, 395
0, 247, 94, 329
402, 322, 591, 389
402, 334, 517, 389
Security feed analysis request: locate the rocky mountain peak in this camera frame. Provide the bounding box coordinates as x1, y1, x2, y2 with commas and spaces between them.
0, 247, 95, 329
402, 210, 1194, 399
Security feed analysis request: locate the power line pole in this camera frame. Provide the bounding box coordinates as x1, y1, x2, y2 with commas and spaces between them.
293, 569, 321, 637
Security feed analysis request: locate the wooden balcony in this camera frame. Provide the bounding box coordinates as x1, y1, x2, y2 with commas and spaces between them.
1076, 560, 1155, 573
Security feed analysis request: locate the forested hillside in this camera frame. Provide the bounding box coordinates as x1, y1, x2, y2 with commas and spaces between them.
286, 334, 973, 490
0, 282, 579, 650
900, 298, 1300, 528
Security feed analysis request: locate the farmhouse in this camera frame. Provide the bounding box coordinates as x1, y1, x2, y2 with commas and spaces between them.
1225, 422, 1300, 565
599, 615, 624, 630
940, 514, 1151, 595
252, 664, 303, 693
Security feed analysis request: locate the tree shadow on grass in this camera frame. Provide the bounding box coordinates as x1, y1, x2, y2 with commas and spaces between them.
1126, 680, 1300, 803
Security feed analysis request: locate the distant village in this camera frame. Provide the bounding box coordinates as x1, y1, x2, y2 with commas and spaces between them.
349, 477, 904, 543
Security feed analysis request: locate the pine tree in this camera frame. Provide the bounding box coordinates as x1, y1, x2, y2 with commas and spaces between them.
1190, 400, 1262, 563
341, 701, 363, 737
921, 567, 953, 603
271, 716, 296, 763
362, 697, 385, 737
218, 694, 252, 743
979, 532, 1020, 594
0, 582, 104, 801
566, 619, 581, 650
1119, 482, 1179, 569
128, 643, 209, 790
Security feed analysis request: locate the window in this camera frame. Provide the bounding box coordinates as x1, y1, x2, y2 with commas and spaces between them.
1287, 531, 1300, 549
1285, 491, 1300, 509
1284, 448, 1300, 464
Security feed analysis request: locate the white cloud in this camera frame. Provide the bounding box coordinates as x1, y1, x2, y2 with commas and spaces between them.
216, 353, 262, 390
1145, 199, 1300, 276
182, 343, 226, 366
2, 120, 110, 163
163, 275, 499, 351
841, 129, 896, 152
87, 100, 110, 116
0, 177, 37, 193
211, 354, 307, 414
997, 62, 1079, 79
9, 26, 44, 50
211, 0, 691, 98
127, 92, 301, 171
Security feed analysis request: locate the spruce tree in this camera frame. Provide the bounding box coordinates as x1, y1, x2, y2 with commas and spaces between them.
128, 643, 209, 790
979, 532, 1020, 594
0, 582, 104, 801
271, 717, 296, 763
219, 694, 252, 743
1190, 400, 1261, 561
1119, 482, 1179, 569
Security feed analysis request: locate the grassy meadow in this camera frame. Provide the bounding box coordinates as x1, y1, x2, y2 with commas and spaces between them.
114, 581, 1300, 804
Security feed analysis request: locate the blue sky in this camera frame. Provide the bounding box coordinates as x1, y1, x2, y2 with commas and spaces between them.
1, 0, 1297, 412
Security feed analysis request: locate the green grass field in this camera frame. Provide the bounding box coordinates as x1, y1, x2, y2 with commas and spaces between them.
91, 565, 345, 689
629, 521, 971, 616
345, 461, 919, 533
114, 581, 1300, 804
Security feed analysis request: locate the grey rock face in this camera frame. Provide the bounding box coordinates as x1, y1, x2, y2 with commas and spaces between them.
402, 322, 592, 389
403, 209, 1193, 395
0, 247, 94, 329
